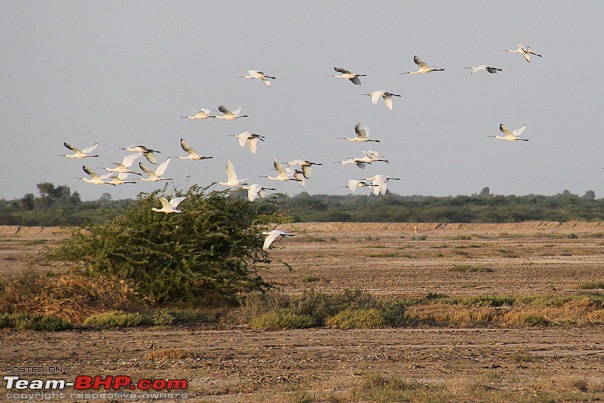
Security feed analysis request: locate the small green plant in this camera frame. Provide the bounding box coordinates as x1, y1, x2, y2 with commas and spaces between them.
412, 235, 427, 241
326, 308, 386, 329
249, 309, 316, 330
1, 314, 72, 331
567, 233, 578, 239
302, 276, 321, 283
577, 282, 604, 290
449, 265, 494, 273
83, 311, 152, 327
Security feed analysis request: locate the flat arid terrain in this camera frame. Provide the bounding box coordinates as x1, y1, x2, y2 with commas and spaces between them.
2, 222, 604, 402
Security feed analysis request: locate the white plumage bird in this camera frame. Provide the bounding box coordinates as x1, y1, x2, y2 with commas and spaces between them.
501, 44, 542, 62
139, 158, 172, 181
339, 123, 380, 143
488, 123, 529, 142
331, 67, 366, 85
219, 160, 248, 187
362, 91, 401, 110
120, 145, 161, 164
363, 175, 400, 196
104, 153, 142, 175
401, 56, 445, 75
178, 139, 213, 161
264, 159, 294, 182
62, 142, 99, 159
215, 105, 248, 120
465, 65, 503, 74
180, 108, 215, 119
287, 160, 322, 179
78, 166, 110, 184
343, 179, 375, 193
230, 131, 265, 155
262, 229, 293, 251
152, 196, 187, 213
239, 70, 275, 87
105, 173, 137, 186
243, 184, 275, 202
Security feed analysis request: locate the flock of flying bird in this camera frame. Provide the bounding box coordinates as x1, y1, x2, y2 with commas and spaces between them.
61, 44, 541, 250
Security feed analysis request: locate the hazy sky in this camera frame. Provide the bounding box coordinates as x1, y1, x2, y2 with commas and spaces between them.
3, 1, 603, 201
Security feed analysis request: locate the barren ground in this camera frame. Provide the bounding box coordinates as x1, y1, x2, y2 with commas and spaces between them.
2, 222, 604, 402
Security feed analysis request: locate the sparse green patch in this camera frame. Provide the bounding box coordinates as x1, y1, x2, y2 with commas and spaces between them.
449, 265, 495, 273
249, 309, 316, 330
83, 311, 152, 328
326, 308, 386, 329
302, 276, 321, 283
577, 282, 604, 290
0, 313, 71, 331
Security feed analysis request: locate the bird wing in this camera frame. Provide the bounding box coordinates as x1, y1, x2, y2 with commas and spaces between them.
218, 105, 233, 116
64, 142, 80, 152
334, 67, 351, 74
231, 107, 242, 116
246, 184, 261, 202
414, 56, 428, 68
121, 152, 142, 167
170, 196, 186, 208
237, 132, 250, 147
81, 143, 99, 154
225, 160, 238, 181
350, 76, 362, 85
383, 94, 393, 110
263, 230, 281, 251
155, 158, 171, 176
274, 159, 287, 175
138, 162, 154, 176
83, 166, 98, 178
355, 123, 369, 139
301, 165, 312, 179
499, 124, 512, 135
158, 197, 171, 209
248, 137, 259, 155
144, 152, 158, 164
180, 139, 196, 154
370, 91, 382, 104
348, 180, 360, 192
512, 124, 528, 137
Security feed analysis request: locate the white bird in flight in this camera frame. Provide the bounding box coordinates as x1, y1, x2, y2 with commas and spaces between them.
120, 145, 161, 164
104, 153, 142, 175
262, 229, 293, 251
177, 139, 213, 161
180, 108, 215, 119
401, 56, 445, 75
362, 91, 401, 110
229, 131, 265, 155
287, 160, 322, 179
337, 158, 372, 169
61, 142, 99, 159
331, 67, 366, 85
105, 173, 137, 186
339, 123, 380, 143
356, 150, 389, 164
152, 196, 187, 214
343, 179, 376, 193
78, 166, 110, 185
263, 159, 294, 182
363, 175, 400, 196
219, 160, 248, 187
464, 65, 503, 74
139, 158, 172, 181
215, 105, 248, 120
501, 44, 542, 62
488, 123, 529, 142
239, 70, 275, 87
243, 184, 276, 202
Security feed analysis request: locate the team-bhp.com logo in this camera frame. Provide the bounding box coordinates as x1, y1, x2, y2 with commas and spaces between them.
4, 375, 188, 400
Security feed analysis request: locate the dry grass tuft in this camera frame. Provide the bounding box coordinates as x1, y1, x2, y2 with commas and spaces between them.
144, 349, 201, 361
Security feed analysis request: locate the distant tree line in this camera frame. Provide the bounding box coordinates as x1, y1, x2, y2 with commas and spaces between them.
1, 183, 603, 226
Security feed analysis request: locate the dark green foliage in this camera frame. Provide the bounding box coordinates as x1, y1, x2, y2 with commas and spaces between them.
0, 313, 72, 331
48, 185, 287, 305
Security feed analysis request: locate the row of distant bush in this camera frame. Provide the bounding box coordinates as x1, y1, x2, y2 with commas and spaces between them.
1, 183, 604, 226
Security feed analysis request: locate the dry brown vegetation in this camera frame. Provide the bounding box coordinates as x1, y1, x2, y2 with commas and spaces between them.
2, 222, 604, 401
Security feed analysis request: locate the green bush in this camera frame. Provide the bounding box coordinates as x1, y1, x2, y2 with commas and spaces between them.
449, 265, 495, 273
83, 311, 152, 327
249, 309, 316, 330
47, 185, 287, 305
4, 314, 72, 331
326, 308, 387, 329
